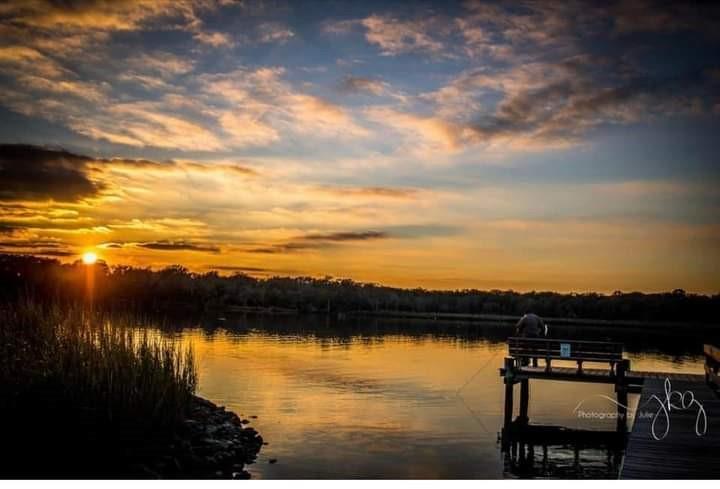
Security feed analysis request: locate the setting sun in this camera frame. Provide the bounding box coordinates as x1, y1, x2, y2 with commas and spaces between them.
82, 252, 98, 265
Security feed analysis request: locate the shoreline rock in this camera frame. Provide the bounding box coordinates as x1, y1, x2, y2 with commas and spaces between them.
136, 396, 264, 479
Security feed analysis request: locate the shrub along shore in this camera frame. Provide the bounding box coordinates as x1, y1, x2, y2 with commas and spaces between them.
0, 300, 263, 478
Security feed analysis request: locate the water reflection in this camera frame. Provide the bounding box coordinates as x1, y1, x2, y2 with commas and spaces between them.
150, 313, 711, 479
503, 435, 624, 479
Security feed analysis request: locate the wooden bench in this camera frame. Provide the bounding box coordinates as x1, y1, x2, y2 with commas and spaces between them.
508, 337, 624, 374
705, 343, 720, 389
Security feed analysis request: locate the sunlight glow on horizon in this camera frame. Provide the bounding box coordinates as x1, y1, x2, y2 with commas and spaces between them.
82, 252, 98, 265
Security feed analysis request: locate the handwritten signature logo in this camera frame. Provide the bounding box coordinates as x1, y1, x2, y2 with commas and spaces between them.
647, 378, 707, 441
573, 378, 708, 441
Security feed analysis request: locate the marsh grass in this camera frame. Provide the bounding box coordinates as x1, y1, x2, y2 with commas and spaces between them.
0, 299, 198, 475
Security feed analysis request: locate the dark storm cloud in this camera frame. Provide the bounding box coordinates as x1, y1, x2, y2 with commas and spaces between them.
0, 144, 101, 202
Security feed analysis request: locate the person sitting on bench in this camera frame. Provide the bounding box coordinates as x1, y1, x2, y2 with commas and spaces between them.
515, 313, 548, 366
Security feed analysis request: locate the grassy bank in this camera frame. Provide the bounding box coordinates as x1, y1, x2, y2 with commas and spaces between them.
0, 299, 198, 476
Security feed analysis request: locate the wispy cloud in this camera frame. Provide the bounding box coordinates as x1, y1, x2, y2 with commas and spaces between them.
248, 230, 388, 254
256, 22, 295, 44
317, 186, 418, 199
339, 76, 387, 96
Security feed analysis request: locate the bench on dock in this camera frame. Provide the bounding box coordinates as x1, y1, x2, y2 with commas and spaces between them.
508, 337, 624, 374
500, 337, 631, 434
706, 343, 720, 390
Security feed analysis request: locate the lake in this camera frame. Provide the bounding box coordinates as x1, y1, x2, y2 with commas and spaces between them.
158, 315, 715, 479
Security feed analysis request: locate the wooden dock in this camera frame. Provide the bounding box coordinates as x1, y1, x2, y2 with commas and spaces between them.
499, 339, 720, 479
619, 376, 720, 479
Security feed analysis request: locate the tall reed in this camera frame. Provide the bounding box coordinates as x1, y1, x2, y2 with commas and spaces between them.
0, 299, 197, 432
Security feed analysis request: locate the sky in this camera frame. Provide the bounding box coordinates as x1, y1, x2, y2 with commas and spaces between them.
0, 0, 719, 293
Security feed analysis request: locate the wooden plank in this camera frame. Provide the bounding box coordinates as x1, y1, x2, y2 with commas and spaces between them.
499, 366, 629, 385
620, 378, 720, 479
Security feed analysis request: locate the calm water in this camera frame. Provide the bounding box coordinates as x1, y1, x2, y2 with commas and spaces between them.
158, 315, 715, 479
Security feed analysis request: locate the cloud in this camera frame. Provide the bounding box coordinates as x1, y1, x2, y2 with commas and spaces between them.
75, 101, 225, 151
256, 22, 294, 44
340, 76, 387, 95
365, 107, 468, 151
92, 156, 258, 177
0, 144, 102, 202
218, 112, 280, 147
0, 144, 259, 204
248, 230, 388, 254
127, 52, 195, 76
302, 231, 387, 241
0, 45, 67, 78
382, 225, 460, 239
102, 240, 221, 253
0, 1, 201, 31
136, 240, 221, 253
0, 238, 73, 257
1, 0, 243, 59
317, 186, 418, 199
359, 14, 447, 56
610, 0, 720, 35
0, 239, 65, 249
194, 30, 234, 47
201, 67, 368, 144
376, 53, 715, 152
16, 75, 107, 102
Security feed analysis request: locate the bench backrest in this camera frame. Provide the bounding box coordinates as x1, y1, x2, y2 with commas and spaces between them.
508, 337, 623, 363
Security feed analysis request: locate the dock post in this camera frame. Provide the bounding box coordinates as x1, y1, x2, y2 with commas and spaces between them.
615, 359, 630, 432
519, 379, 529, 425
504, 357, 515, 432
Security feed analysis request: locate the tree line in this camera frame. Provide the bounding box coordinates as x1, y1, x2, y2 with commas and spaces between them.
1, 253, 718, 323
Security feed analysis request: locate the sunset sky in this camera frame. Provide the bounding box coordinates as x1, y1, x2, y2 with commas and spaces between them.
0, 0, 719, 293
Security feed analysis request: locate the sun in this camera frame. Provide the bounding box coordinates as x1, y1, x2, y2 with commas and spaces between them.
82, 251, 98, 265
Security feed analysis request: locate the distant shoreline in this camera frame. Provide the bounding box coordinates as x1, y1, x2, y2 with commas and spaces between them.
344, 310, 718, 328
219, 306, 718, 329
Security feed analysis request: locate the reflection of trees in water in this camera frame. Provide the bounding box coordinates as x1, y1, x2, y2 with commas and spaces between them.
150, 312, 715, 359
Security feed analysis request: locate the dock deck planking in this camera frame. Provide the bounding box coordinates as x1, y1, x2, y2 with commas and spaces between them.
619, 378, 720, 479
